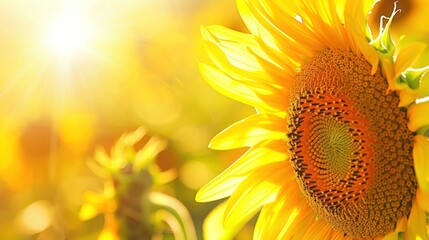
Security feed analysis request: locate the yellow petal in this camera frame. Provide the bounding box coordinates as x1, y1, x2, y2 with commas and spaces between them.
413, 135, 429, 193
224, 162, 291, 229
98, 230, 119, 240
200, 64, 280, 111
249, 0, 318, 57
301, 218, 334, 240
253, 37, 297, 81
382, 216, 407, 240
345, 0, 379, 68
134, 136, 167, 171
203, 25, 287, 75
416, 188, 429, 213
419, 74, 429, 98
300, 0, 348, 50
381, 57, 396, 90
79, 192, 106, 221
98, 215, 119, 240
196, 139, 288, 202
203, 39, 283, 89
408, 101, 429, 132
236, 0, 260, 38
209, 113, 286, 150
237, 0, 304, 63
254, 193, 299, 240
277, 206, 314, 239
202, 25, 261, 70
345, 0, 376, 36
196, 175, 241, 203
404, 198, 429, 240
398, 88, 419, 107
330, 230, 346, 240
202, 201, 240, 240
258, 0, 312, 43
121, 127, 146, 146
252, 0, 325, 53
79, 202, 100, 221
394, 42, 427, 81
344, 1, 379, 75
349, 24, 379, 74
202, 25, 294, 95
200, 63, 260, 107
94, 147, 111, 168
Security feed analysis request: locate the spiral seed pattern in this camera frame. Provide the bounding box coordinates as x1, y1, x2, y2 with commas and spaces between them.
287, 49, 417, 238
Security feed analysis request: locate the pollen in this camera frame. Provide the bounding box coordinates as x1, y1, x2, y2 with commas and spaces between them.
286, 49, 417, 238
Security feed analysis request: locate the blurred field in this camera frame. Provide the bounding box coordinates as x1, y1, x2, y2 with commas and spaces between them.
0, 0, 427, 239
0, 0, 254, 239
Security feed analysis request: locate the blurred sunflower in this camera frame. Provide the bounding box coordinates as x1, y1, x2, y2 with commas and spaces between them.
197, 0, 429, 239
80, 128, 196, 240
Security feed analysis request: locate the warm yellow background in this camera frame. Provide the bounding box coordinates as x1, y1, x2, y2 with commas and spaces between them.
0, 0, 427, 239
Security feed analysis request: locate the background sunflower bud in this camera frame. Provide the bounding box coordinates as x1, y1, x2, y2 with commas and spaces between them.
79, 128, 196, 240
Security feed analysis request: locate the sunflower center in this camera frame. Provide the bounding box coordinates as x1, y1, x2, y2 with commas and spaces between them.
286, 49, 417, 238
309, 115, 355, 179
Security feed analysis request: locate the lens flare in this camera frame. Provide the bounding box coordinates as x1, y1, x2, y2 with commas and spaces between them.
43, 10, 95, 59
18, 200, 52, 234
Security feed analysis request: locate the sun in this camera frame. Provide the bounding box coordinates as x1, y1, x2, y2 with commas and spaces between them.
0, 0, 151, 120
43, 10, 95, 59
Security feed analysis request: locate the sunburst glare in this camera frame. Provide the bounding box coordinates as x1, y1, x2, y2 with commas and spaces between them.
0, 0, 149, 118
43, 10, 95, 60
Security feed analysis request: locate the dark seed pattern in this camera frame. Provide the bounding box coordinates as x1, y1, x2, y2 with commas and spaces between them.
286, 49, 417, 238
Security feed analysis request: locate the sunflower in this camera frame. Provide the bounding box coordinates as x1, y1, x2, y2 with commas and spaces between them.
196, 0, 429, 239
79, 128, 196, 240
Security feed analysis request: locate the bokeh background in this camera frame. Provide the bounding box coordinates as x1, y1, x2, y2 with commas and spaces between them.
0, 0, 427, 239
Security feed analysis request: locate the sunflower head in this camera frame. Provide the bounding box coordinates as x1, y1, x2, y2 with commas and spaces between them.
197, 0, 429, 239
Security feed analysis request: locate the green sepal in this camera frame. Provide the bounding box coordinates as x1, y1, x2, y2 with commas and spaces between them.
149, 192, 197, 240
370, 3, 399, 55
416, 125, 429, 138
399, 66, 429, 89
